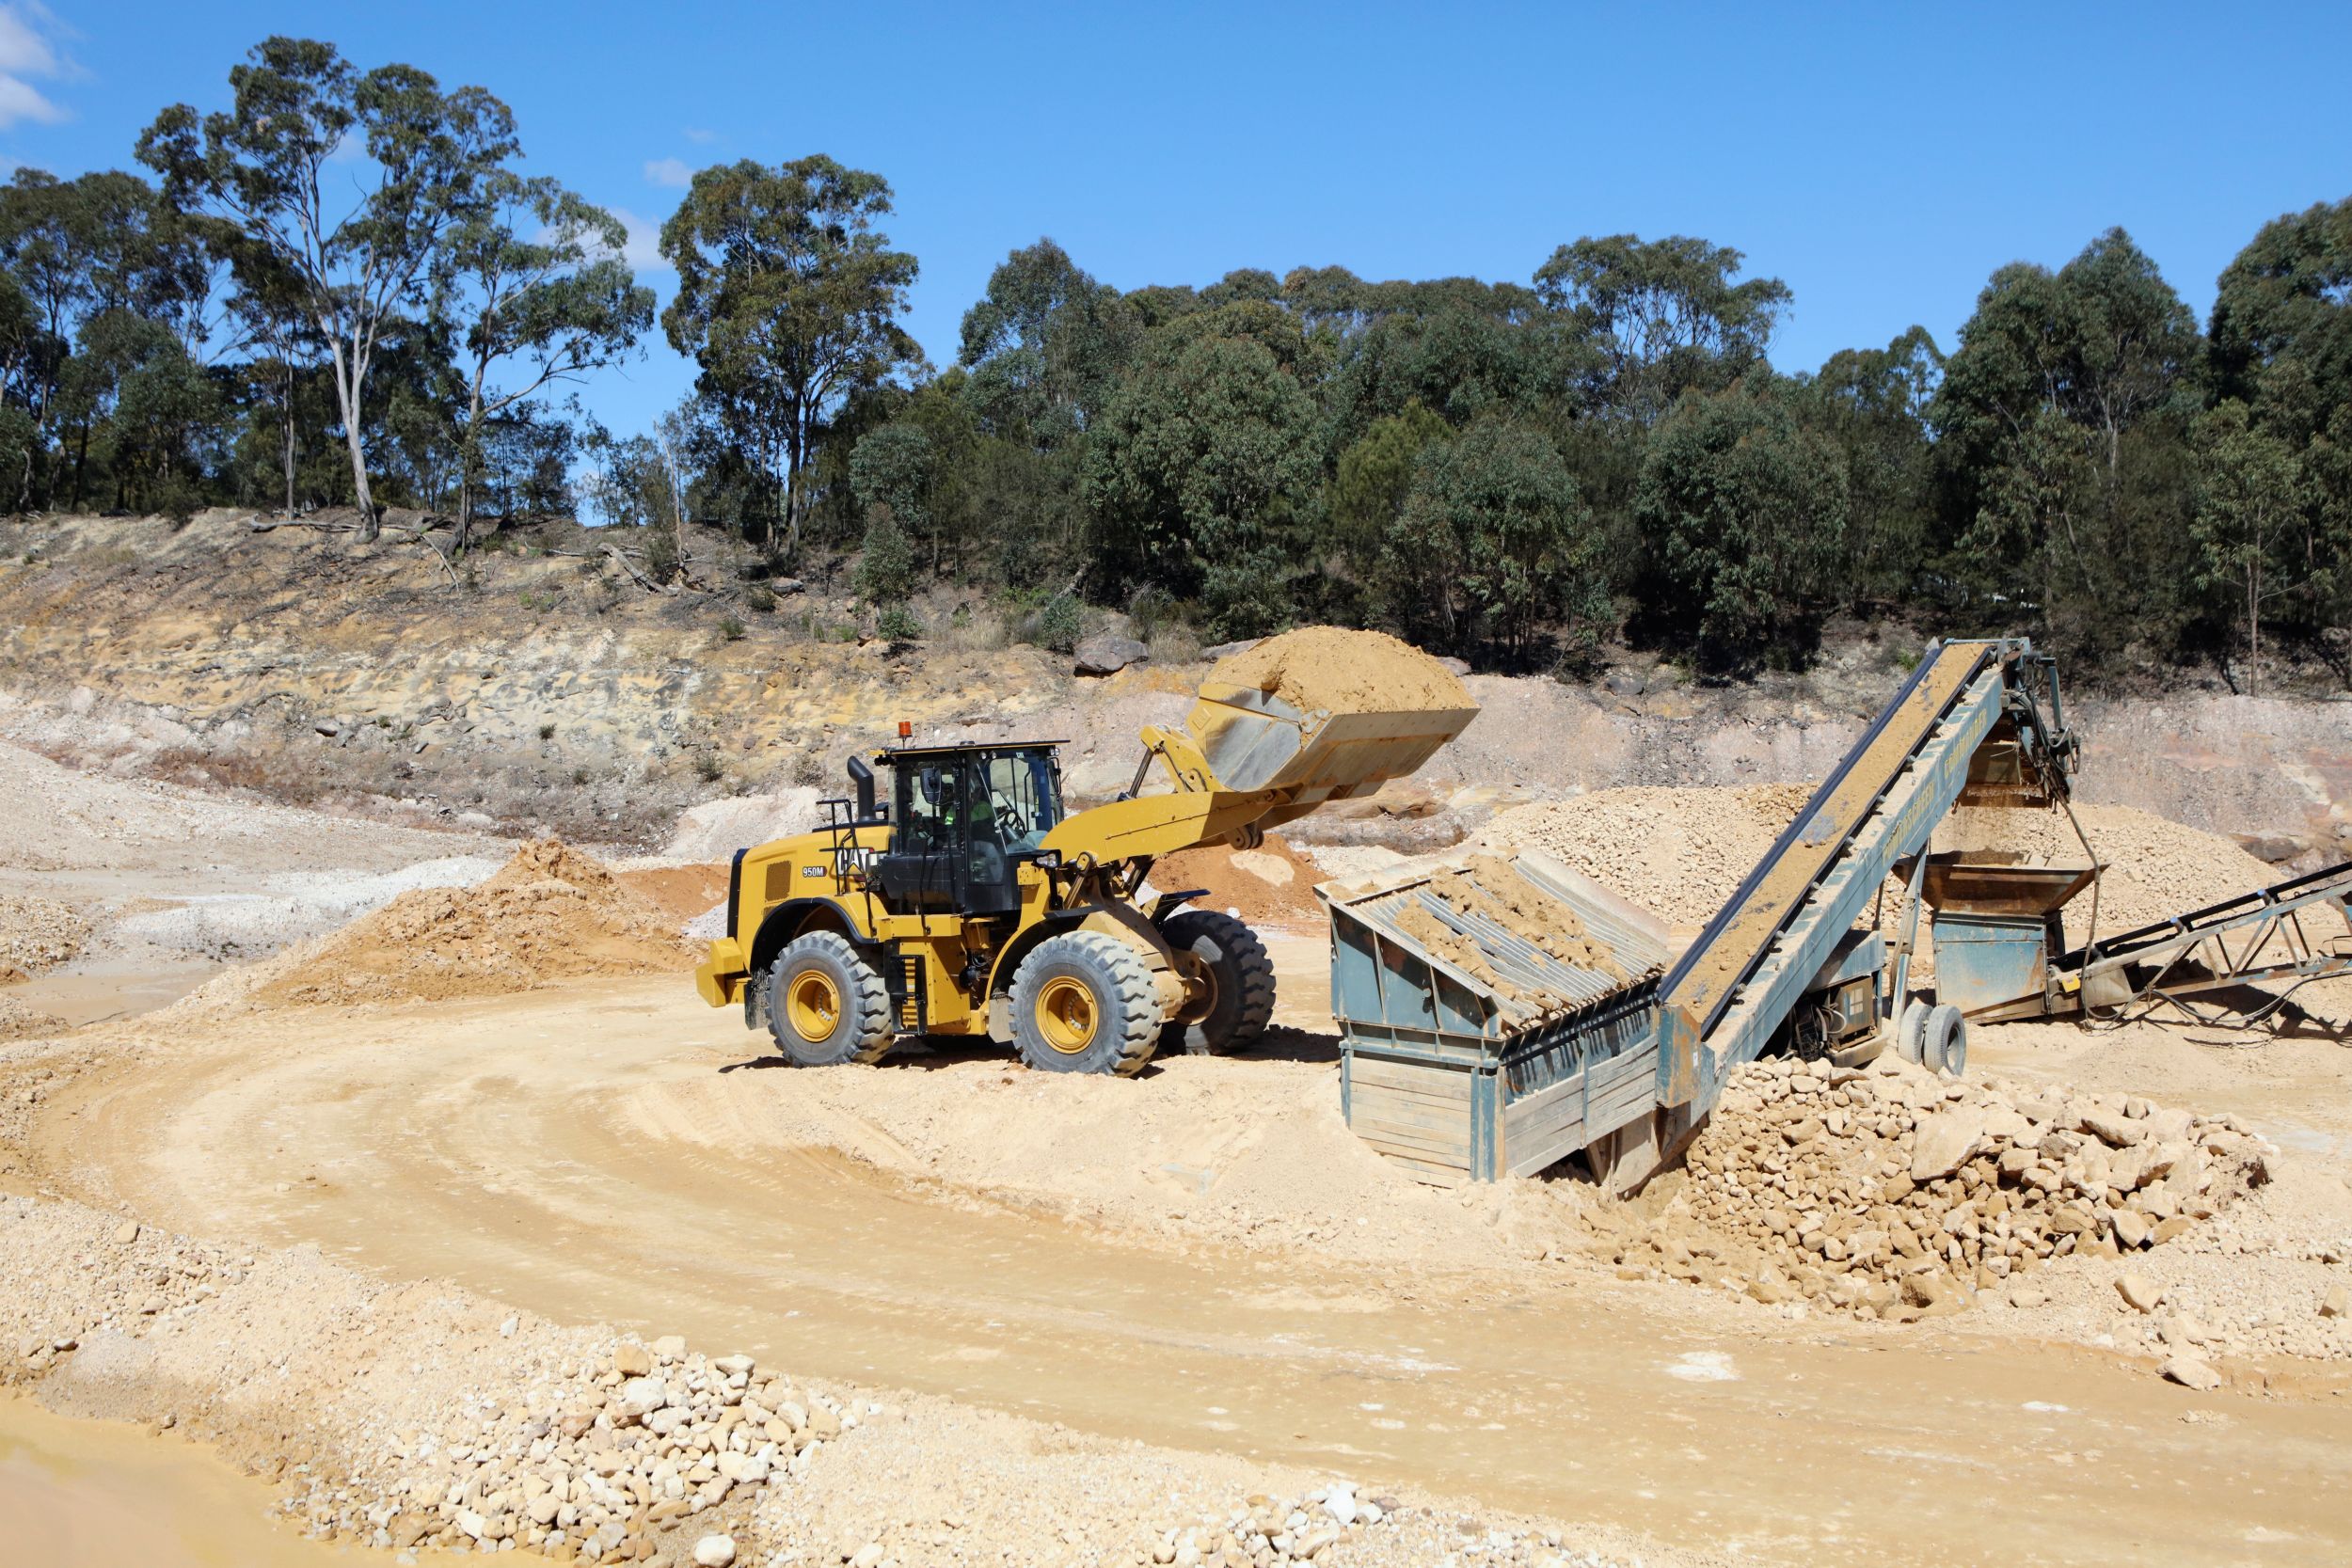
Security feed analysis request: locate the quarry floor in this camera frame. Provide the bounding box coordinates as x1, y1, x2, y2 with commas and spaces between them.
9, 946, 2348, 1567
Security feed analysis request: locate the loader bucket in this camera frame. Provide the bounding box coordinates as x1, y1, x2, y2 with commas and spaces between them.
1187, 680, 1479, 798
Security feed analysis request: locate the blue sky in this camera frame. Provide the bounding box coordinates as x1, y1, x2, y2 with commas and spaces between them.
9, 2, 2348, 438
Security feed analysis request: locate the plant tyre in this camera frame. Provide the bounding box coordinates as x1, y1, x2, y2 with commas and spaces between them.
767, 931, 896, 1068
1158, 908, 1277, 1054
1009, 931, 1159, 1076
1924, 1002, 1967, 1077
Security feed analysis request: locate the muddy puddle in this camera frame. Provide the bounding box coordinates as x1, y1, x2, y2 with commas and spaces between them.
0, 1396, 389, 1566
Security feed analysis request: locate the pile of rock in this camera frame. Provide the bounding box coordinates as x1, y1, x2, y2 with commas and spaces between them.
1625, 1054, 2271, 1319
0, 892, 90, 982
301, 1338, 868, 1562
1149, 1481, 1391, 1565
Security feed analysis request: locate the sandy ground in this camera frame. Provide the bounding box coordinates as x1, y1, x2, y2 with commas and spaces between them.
8, 958, 2348, 1565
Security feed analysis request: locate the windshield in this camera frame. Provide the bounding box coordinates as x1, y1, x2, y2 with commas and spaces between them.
977, 748, 1061, 852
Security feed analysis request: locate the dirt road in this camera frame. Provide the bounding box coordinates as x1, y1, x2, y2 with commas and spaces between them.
40, 976, 2352, 1568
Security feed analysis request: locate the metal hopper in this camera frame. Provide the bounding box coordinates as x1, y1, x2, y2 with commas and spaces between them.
1318, 847, 1670, 1184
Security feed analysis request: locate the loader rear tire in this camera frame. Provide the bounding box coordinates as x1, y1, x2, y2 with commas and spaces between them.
1159, 909, 1277, 1055
1009, 931, 1159, 1077
767, 931, 896, 1068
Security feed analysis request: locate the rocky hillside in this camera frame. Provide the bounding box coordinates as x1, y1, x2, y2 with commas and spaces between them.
3, 512, 2347, 863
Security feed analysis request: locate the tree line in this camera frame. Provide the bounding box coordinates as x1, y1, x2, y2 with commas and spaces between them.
5, 35, 2348, 685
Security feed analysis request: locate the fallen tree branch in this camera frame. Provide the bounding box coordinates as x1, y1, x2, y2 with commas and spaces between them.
404, 524, 461, 588
602, 543, 676, 595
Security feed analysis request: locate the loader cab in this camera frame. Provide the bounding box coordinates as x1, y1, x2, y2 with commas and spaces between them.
872, 742, 1066, 916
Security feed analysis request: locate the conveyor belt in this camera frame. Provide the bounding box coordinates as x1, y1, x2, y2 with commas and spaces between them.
2054, 858, 2352, 1021
1660, 641, 1996, 1038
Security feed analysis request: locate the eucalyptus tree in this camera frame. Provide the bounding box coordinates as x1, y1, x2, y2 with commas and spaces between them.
660, 155, 919, 558
957, 238, 1137, 443
437, 175, 651, 549
139, 36, 518, 540
1534, 234, 1789, 422
1930, 229, 2201, 656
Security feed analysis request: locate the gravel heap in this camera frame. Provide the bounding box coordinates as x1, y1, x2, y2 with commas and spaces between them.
1478, 786, 1812, 928
1206, 626, 1471, 717
0, 891, 90, 981
1619, 1054, 2272, 1323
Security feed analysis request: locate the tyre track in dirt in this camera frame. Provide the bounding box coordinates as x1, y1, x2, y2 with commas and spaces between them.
35, 977, 2352, 1568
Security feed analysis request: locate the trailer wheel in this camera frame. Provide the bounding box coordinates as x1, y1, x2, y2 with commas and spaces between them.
766, 931, 896, 1068
1923, 1002, 1967, 1076
1895, 999, 1931, 1065
1009, 932, 1159, 1076
1158, 909, 1278, 1055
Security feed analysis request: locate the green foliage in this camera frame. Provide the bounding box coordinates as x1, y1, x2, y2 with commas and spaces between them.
1804, 326, 1942, 605
1534, 234, 1790, 420
1084, 309, 1322, 637
717, 614, 747, 641
659, 155, 919, 558
2191, 400, 2328, 680
1929, 229, 2202, 661
1384, 419, 1605, 663
958, 239, 1138, 441
5, 50, 2347, 684
1329, 402, 1452, 568
1020, 592, 1085, 653
139, 37, 522, 538
1635, 376, 1849, 671
852, 508, 917, 605
876, 604, 923, 641
849, 421, 934, 568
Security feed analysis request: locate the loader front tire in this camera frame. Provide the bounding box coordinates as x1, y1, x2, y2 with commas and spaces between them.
1159, 908, 1277, 1055
767, 931, 896, 1068
1009, 931, 1159, 1077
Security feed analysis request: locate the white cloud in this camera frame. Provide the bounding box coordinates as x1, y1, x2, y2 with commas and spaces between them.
644, 156, 692, 188
682, 127, 715, 145
0, 4, 66, 129
604, 208, 672, 273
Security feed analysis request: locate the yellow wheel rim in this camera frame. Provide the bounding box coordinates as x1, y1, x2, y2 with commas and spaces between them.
1178, 960, 1220, 1024
1035, 975, 1099, 1054
786, 970, 841, 1041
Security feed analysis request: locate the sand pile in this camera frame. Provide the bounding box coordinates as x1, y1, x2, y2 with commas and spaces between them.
1152, 833, 1325, 927
0, 893, 90, 983
249, 839, 692, 1008
1619, 1054, 2271, 1325
1479, 785, 1813, 929
1207, 626, 1472, 714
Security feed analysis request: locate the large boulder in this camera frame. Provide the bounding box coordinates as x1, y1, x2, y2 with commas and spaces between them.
1074, 635, 1151, 676
1909, 1106, 1987, 1181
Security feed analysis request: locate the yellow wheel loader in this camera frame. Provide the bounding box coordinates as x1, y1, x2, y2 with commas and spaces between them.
692, 627, 1479, 1075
